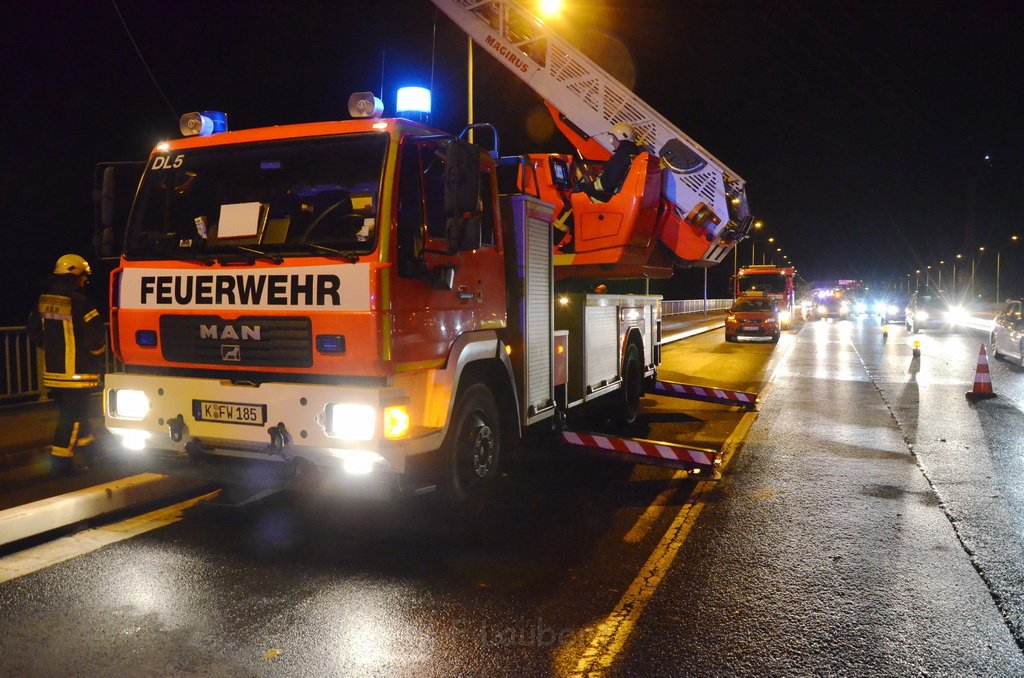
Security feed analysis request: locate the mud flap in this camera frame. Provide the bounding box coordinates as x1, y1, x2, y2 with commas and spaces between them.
560, 430, 720, 477
652, 380, 757, 410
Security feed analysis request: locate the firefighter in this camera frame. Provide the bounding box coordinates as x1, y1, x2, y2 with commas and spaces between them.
580, 122, 641, 202
28, 254, 107, 476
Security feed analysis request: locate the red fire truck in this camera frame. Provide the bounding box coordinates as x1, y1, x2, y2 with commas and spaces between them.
99, 0, 754, 508
736, 265, 796, 328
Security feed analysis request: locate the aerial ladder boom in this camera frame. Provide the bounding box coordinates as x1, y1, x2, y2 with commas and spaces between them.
430, 0, 752, 267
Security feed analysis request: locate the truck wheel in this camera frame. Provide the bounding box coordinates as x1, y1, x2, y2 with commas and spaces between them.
617, 343, 644, 425
444, 382, 502, 508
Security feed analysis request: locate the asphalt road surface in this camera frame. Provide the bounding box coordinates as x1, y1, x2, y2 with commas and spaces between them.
1, 316, 1023, 676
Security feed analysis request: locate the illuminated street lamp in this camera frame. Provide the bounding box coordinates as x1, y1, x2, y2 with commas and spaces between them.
926, 265, 932, 290
953, 253, 962, 299
915, 269, 921, 292
996, 235, 1020, 304
749, 221, 765, 264
971, 246, 984, 299
938, 260, 945, 290
539, 0, 564, 15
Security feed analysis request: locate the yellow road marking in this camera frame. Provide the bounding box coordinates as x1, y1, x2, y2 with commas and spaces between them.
621, 471, 686, 544
563, 411, 757, 678
0, 490, 219, 584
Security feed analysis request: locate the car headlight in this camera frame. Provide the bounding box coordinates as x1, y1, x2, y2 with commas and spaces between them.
915, 310, 929, 321
726, 314, 737, 322
840, 301, 850, 311
779, 310, 792, 323
817, 305, 827, 315
947, 306, 966, 323
109, 389, 150, 420
326, 403, 377, 440
887, 305, 899, 316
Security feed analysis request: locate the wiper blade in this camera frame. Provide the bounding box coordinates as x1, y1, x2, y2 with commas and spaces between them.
307, 242, 360, 263
219, 246, 284, 265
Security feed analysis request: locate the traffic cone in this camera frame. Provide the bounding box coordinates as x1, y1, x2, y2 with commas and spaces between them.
965, 344, 997, 403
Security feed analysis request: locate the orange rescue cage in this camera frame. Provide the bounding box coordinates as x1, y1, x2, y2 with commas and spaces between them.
500, 103, 750, 282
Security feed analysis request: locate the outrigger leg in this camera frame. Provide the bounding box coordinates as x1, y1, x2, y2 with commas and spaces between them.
559, 430, 721, 477
651, 380, 758, 410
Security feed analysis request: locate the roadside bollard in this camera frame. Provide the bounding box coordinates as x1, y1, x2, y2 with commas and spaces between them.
912, 339, 921, 359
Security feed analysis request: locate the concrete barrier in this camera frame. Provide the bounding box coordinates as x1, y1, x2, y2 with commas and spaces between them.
0, 473, 190, 547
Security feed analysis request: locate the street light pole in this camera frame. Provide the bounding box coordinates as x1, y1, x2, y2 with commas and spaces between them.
996, 249, 1001, 304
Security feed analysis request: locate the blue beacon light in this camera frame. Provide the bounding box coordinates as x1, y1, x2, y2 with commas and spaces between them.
396, 87, 431, 123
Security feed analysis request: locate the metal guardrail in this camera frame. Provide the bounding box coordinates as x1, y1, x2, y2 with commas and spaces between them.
662, 299, 732, 316
0, 324, 121, 405
0, 326, 40, 403
1, 300, 728, 405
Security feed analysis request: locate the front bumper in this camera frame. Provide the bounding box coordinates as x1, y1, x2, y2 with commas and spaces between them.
104, 372, 445, 483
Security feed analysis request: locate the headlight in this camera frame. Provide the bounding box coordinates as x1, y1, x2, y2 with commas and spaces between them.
840, 301, 850, 311
334, 449, 385, 475
326, 403, 376, 440
817, 305, 827, 315
109, 389, 150, 420
887, 305, 899, 316
726, 314, 737, 322
915, 310, 929, 321
947, 306, 966, 323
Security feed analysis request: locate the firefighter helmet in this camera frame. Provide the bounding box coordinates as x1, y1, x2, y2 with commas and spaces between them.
609, 123, 636, 143
53, 254, 92, 277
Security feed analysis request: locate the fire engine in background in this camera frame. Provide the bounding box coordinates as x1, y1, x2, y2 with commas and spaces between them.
98, 0, 754, 508
736, 265, 796, 329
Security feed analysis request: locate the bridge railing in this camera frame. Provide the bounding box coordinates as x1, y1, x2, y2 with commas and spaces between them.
661, 299, 732, 316
0, 325, 122, 406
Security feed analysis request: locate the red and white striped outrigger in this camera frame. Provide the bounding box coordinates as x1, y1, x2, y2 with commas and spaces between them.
559, 430, 721, 475
652, 380, 758, 410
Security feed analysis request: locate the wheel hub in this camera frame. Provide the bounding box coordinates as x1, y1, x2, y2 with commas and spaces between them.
470, 423, 495, 477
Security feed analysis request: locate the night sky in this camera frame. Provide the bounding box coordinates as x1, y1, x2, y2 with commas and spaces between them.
4, 0, 1023, 323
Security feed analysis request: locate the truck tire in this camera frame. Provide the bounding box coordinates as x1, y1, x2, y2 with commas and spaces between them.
617, 343, 644, 425
444, 382, 502, 508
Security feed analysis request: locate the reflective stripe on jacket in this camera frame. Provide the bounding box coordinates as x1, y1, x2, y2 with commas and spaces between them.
31, 280, 106, 389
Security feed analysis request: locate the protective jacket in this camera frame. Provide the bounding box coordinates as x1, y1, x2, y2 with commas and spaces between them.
29, 276, 106, 389
586, 140, 640, 201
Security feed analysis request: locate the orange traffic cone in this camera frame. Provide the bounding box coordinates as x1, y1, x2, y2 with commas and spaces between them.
965, 344, 997, 403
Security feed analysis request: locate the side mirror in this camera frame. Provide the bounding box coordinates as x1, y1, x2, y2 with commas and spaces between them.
441, 140, 482, 253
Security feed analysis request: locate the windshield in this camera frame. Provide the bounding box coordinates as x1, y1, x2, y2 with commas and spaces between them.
732, 298, 776, 312
125, 133, 389, 260
738, 274, 788, 294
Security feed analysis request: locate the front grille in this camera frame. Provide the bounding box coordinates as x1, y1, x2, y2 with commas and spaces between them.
160, 316, 312, 367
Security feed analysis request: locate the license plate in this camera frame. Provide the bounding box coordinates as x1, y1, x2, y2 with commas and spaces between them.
193, 400, 267, 426
743, 325, 759, 331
